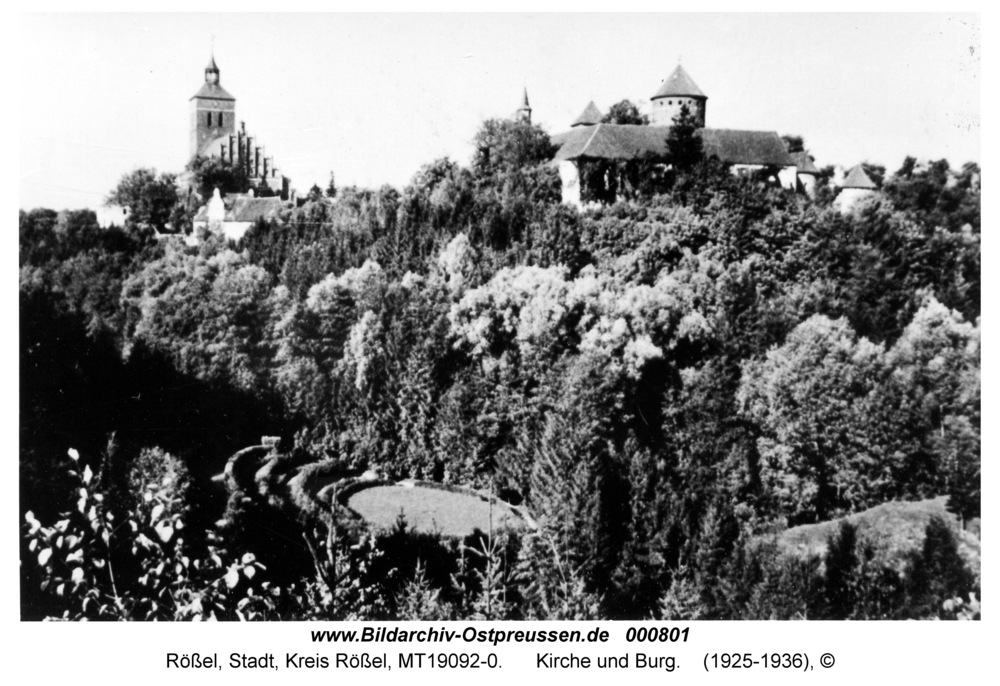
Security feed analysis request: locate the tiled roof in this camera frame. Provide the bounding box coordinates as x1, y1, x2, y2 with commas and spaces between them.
699, 129, 794, 167
652, 65, 706, 100
841, 165, 878, 189
230, 197, 283, 222
552, 124, 794, 167
191, 82, 236, 101
791, 151, 820, 174
572, 101, 604, 127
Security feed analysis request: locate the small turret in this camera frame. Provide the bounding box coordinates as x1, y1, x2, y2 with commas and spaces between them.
572, 101, 603, 127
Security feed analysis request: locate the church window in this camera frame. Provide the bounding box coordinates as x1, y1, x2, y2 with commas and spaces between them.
206, 112, 212, 126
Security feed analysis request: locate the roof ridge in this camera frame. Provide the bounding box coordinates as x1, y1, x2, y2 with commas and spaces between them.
580, 123, 603, 156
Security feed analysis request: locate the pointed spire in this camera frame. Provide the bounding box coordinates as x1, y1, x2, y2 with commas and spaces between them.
652, 64, 706, 100
515, 87, 532, 123
204, 49, 220, 86
572, 101, 603, 127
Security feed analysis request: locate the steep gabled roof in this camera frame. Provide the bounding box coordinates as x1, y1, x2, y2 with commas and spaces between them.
699, 129, 794, 167
652, 64, 706, 100
572, 101, 604, 127
191, 82, 236, 101
841, 165, 878, 189
790, 151, 820, 174
551, 124, 794, 167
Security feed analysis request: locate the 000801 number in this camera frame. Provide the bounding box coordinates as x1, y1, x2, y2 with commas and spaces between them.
625, 627, 689, 643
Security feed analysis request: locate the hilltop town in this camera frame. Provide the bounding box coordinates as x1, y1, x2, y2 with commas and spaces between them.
22, 48, 980, 624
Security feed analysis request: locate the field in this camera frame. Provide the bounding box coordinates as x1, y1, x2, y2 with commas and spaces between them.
344, 483, 527, 538
779, 497, 981, 579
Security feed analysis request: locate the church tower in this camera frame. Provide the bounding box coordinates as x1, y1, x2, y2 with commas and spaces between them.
190, 53, 236, 158
650, 64, 707, 127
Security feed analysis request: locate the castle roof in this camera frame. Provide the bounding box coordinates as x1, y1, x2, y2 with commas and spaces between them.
791, 151, 820, 175
572, 101, 604, 127
552, 124, 793, 167
841, 165, 878, 189
191, 82, 236, 101
700, 129, 793, 166
652, 65, 706, 100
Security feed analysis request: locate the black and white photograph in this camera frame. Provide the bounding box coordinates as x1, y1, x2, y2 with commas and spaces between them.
19, 12, 981, 627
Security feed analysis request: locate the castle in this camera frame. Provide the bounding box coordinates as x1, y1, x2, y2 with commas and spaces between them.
549, 64, 878, 209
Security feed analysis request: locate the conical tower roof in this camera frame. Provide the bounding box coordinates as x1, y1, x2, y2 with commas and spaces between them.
652, 64, 706, 100
841, 165, 877, 189
572, 101, 603, 127
521, 87, 530, 109
206, 52, 219, 72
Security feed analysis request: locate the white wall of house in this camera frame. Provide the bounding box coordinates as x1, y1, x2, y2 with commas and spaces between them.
834, 188, 876, 213
97, 205, 129, 228
559, 161, 582, 207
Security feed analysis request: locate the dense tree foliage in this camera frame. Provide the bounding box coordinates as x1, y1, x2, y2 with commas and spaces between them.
21, 116, 980, 620
105, 168, 180, 233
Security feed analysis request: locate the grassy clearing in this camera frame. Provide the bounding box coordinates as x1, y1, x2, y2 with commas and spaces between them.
779, 496, 981, 577
345, 484, 526, 538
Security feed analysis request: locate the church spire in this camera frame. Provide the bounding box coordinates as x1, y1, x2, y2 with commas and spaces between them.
515, 87, 532, 124
205, 51, 220, 85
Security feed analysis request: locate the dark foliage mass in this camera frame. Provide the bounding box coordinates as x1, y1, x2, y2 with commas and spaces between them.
20, 118, 980, 620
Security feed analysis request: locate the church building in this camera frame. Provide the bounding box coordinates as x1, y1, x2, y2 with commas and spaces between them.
187, 53, 290, 200
186, 54, 292, 241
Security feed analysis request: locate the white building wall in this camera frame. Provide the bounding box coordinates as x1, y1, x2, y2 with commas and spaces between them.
559, 161, 582, 207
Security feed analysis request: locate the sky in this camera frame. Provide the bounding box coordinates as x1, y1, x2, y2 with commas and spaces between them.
18, 12, 980, 211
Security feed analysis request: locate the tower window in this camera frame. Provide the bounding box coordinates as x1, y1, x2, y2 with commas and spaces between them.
206, 112, 212, 126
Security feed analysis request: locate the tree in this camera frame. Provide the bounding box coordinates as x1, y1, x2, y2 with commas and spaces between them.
307, 184, 324, 202
105, 168, 179, 233
471, 118, 557, 179
738, 315, 889, 523
602, 100, 649, 126
326, 171, 338, 199
781, 135, 805, 154
665, 103, 704, 172
185, 155, 250, 200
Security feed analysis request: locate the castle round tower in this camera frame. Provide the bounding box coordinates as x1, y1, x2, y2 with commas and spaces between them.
190, 53, 236, 158
650, 64, 707, 127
